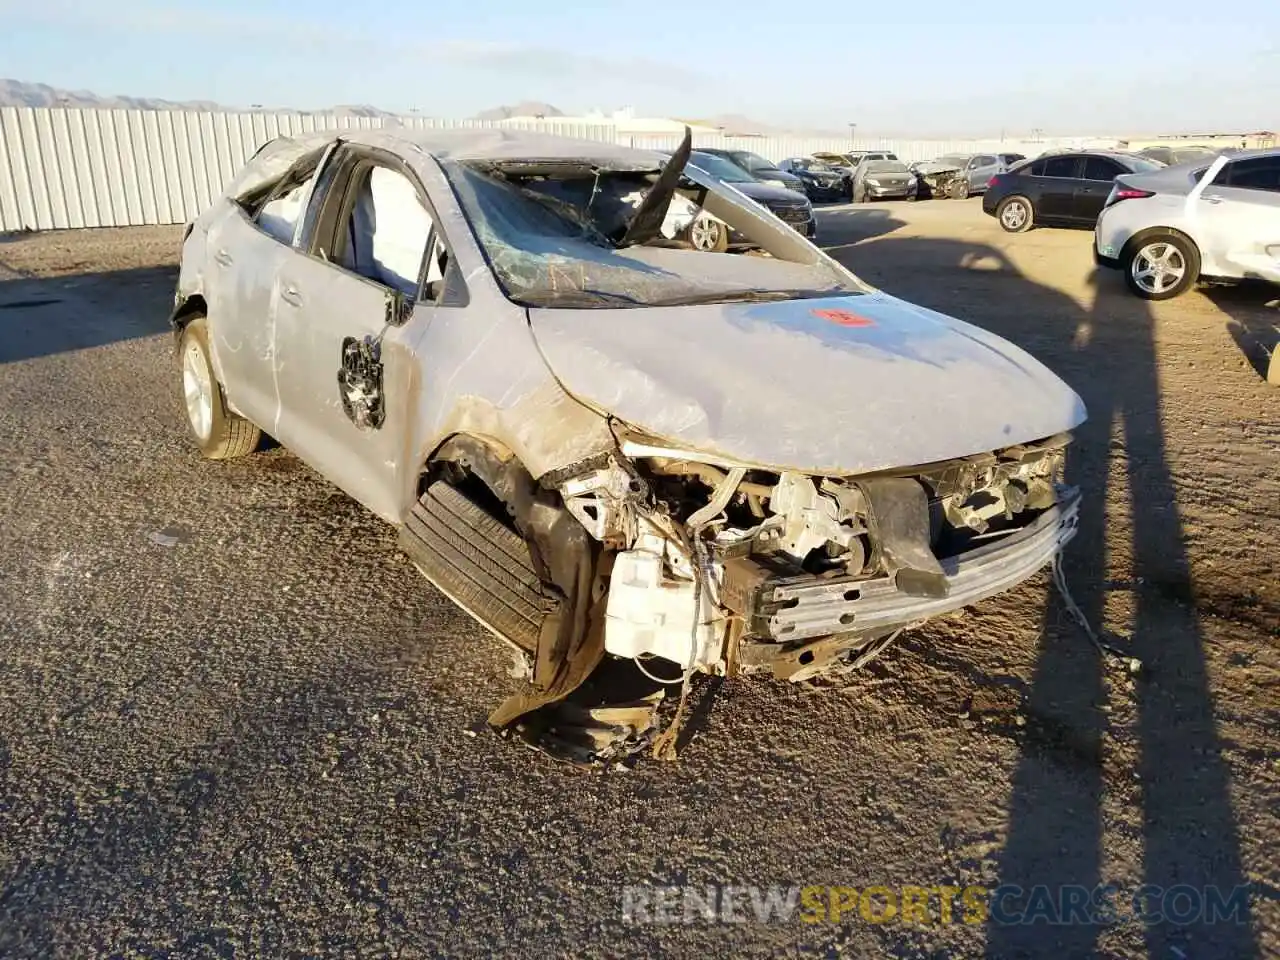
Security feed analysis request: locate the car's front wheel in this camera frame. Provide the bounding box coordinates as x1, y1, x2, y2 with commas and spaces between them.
996, 196, 1034, 233
179, 316, 261, 459
947, 179, 970, 200
1123, 234, 1200, 300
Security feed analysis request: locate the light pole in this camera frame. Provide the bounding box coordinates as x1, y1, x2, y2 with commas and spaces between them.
848, 122, 857, 145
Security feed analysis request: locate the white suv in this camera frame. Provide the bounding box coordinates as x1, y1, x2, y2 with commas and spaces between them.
1094, 148, 1280, 300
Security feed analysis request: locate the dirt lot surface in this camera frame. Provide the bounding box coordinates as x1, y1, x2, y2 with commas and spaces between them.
1, 203, 1276, 958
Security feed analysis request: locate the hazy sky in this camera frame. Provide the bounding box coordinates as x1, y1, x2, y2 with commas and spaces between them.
1, 0, 1276, 135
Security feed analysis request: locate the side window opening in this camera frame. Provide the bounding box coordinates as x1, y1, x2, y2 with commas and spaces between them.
237, 145, 329, 223
1083, 157, 1122, 181
257, 174, 316, 244
1223, 157, 1280, 193
338, 164, 434, 297
1043, 156, 1079, 179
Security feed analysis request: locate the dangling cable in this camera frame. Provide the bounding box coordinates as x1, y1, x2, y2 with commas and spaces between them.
1051, 553, 1142, 673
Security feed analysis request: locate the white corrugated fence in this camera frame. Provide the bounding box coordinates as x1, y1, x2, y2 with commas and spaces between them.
0, 108, 618, 232
0, 106, 1109, 232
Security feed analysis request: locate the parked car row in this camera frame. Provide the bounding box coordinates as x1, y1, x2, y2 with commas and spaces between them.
976, 146, 1280, 301
669, 140, 1278, 307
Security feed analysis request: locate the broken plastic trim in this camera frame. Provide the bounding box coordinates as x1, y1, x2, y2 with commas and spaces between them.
616, 126, 692, 248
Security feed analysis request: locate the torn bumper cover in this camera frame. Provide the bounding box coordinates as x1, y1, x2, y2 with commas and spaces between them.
722, 490, 1080, 643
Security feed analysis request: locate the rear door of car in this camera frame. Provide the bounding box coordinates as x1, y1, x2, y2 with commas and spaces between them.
1074, 156, 1127, 223
968, 155, 999, 191
204, 144, 333, 431
1196, 155, 1280, 282
269, 144, 453, 520
1036, 156, 1083, 219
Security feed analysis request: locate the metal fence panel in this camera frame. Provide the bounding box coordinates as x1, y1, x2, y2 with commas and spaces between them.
0, 106, 1123, 231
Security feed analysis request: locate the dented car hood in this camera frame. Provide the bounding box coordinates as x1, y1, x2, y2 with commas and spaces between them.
530, 293, 1086, 474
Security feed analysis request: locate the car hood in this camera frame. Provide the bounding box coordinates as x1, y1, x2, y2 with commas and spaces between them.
799, 170, 844, 183
732, 180, 811, 203
529, 292, 1086, 475
754, 168, 804, 185
913, 160, 963, 174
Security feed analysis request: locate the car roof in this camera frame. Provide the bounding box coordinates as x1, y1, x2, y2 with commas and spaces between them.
224, 127, 674, 201
259, 126, 670, 165
1037, 148, 1154, 162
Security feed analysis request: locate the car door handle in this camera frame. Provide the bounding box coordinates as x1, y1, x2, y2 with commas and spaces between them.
280, 285, 303, 308
213, 248, 233, 266
1202, 195, 1224, 204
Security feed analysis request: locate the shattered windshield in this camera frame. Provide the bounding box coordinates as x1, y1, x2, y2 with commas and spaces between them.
865, 161, 909, 174
441, 160, 856, 310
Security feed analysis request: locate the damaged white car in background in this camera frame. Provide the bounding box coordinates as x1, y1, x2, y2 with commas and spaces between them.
172, 127, 1086, 761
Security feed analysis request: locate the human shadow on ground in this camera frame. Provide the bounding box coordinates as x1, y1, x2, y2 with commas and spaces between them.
821, 231, 1259, 958
1202, 282, 1279, 381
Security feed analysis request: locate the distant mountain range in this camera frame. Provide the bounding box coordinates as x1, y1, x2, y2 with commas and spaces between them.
471, 101, 565, 121
0, 79, 410, 117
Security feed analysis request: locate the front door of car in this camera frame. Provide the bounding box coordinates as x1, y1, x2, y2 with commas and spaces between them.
1195, 155, 1280, 282
270, 150, 446, 521
1074, 156, 1126, 223
1037, 155, 1083, 219
202, 147, 331, 431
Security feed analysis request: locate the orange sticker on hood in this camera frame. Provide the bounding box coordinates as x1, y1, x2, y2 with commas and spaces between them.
812, 307, 876, 328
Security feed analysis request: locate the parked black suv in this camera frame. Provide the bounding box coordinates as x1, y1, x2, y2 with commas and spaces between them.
982, 151, 1165, 232
696, 148, 807, 196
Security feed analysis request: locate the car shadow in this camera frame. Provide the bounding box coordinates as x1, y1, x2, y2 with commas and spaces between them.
825, 234, 1259, 958
1201, 282, 1279, 380
0, 266, 177, 364
814, 206, 907, 253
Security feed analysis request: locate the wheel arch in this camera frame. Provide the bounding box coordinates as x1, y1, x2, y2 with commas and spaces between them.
170, 293, 208, 343
418, 432, 521, 513
1120, 225, 1202, 268
409, 430, 605, 727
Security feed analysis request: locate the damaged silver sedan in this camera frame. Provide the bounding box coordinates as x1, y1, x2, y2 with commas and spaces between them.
174, 128, 1086, 757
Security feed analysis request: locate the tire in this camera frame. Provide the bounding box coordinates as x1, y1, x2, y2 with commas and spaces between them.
178, 316, 261, 459
401, 481, 552, 653
1122, 233, 1200, 301
947, 179, 970, 200
684, 214, 728, 253
996, 196, 1034, 233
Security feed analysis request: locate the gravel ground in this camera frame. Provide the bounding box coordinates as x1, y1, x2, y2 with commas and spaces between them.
0, 206, 1276, 959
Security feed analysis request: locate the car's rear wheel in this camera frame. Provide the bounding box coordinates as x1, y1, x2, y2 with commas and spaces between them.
1123, 234, 1200, 300
684, 214, 728, 253
996, 196, 1034, 233
179, 316, 261, 459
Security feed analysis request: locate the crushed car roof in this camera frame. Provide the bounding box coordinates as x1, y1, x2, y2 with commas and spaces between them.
223, 126, 672, 203
261, 127, 668, 164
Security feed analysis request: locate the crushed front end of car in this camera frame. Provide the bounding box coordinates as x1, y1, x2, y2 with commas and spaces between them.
422, 132, 1086, 761
554, 431, 1078, 689
909, 161, 964, 199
